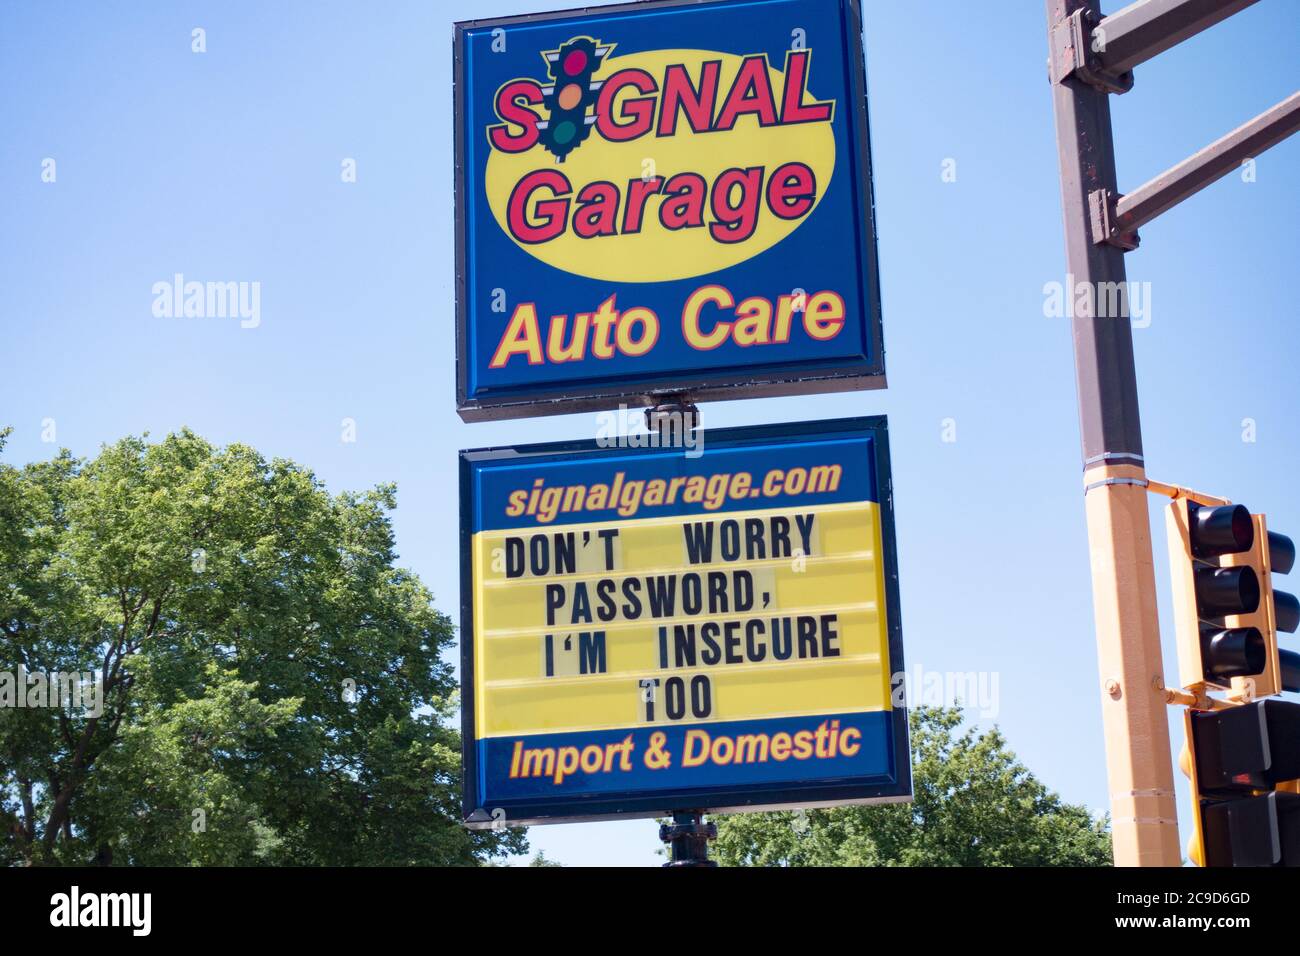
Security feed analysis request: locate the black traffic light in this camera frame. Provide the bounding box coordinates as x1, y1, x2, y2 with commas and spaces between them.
1182, 700, 1300, 866
539, 37, 607, 162
1217, 513, 1299, 698
1166, 500, 1299, 695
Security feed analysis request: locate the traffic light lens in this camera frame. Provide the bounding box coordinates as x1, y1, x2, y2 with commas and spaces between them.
1190, 504, 1254, 558
562, 49, 588, 75
557, 83, 583, 110
1195, 566, 1260, 616
1269, 531, 1297, 575
552, 120, 577, 145
1281, 649, 1300, 694
1202, 626, 1266, 680
1276, 590, 1300, 634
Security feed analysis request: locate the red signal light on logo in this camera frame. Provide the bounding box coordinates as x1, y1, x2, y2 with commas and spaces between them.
562, 49, 588, 75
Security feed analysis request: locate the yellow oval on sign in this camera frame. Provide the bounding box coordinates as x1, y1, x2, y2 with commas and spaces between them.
484, 48, 837, 284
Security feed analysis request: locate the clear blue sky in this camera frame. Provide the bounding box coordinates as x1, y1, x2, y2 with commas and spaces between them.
2, 1, 1297, 866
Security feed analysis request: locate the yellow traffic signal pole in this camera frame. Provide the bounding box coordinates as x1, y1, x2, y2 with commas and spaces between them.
1045, 0, 1299, 866
1046, 0, 1177, 867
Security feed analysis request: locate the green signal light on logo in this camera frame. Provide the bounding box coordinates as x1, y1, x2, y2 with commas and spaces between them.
552, 121, 577, 145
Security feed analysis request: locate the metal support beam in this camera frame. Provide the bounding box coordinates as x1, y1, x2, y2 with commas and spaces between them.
1095, 0, 1260, 76
1094, 91, 1300, 245
1045, 0, 1182, 867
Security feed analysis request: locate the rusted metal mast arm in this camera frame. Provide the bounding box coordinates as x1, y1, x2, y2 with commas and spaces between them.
1094, 0, 1260, 76
1096, 92, 1300, 245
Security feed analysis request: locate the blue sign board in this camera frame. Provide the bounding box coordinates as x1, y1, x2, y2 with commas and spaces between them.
460, 416, 908, 826
454, 0, 885, 420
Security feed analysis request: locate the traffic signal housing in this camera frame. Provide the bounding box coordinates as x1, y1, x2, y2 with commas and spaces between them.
539, 37, 607, 162
1181, 700, 1300, 866
1165, 500, 1299, 698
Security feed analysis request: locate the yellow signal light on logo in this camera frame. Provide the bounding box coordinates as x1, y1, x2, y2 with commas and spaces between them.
558, 83, 584, 110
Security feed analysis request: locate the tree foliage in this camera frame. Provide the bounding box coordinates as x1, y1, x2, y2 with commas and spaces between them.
0, 428, 523, 865
713, 706, 1112, 867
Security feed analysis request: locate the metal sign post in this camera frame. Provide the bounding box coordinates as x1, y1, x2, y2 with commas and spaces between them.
1045, 0, 1300, 866
660, 812, 718, 867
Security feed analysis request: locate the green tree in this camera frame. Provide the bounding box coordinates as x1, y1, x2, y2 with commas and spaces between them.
713, 706, 1112, 866
0, 427, 524, 865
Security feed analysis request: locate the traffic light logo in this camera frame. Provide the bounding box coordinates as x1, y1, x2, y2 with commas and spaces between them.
538, 37, 610, 162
